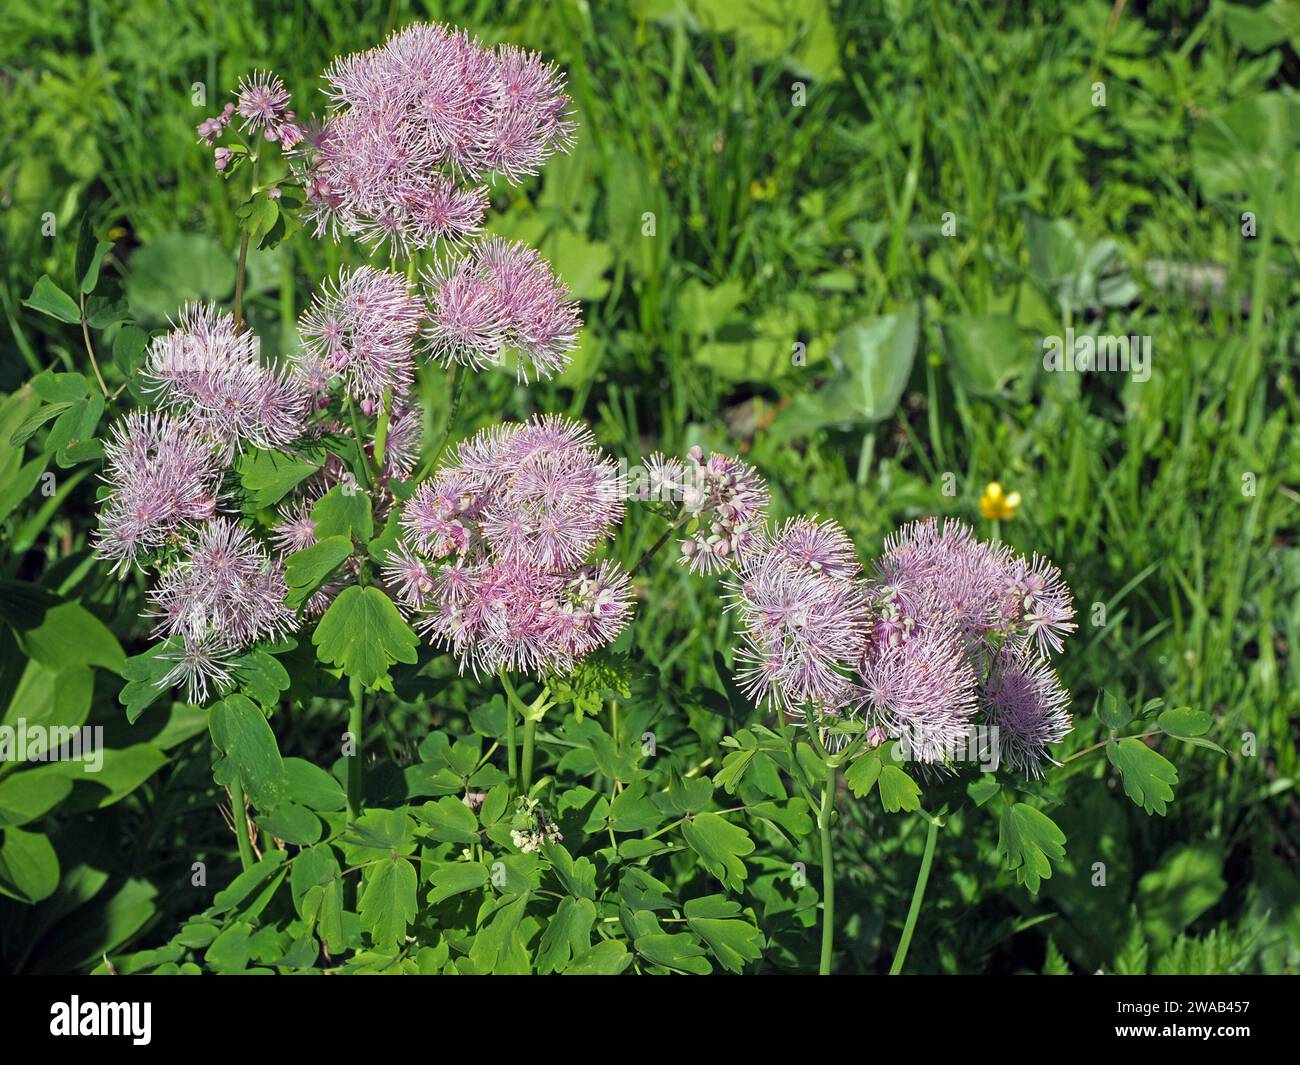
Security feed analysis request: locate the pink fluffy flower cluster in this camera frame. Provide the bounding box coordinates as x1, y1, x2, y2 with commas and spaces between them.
297, 253, 578, 395
388, 416, 632, 677
727, 515, 1077, 776
296, 22, 575, 254
91, 299, 418, 703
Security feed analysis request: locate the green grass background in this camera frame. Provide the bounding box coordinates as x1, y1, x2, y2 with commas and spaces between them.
1, 0, 1297, 973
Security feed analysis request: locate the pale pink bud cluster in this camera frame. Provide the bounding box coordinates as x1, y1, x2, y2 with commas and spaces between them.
647, 447, 770, 574
391, 416, 630, 676
297, 22, 574, 253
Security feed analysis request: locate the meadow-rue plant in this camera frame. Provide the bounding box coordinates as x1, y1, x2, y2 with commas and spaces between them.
5, 11, 1239, 982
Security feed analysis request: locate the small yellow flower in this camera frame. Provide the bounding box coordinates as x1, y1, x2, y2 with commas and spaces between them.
979, 481, 1021, 521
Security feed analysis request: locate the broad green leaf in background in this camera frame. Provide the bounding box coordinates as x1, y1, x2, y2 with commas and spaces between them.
16, 601, 125, 675
0, 826, 60, 903
940, 314, 1035, 399
125, 234, 235, 321
1137, 843, 1227, 951
771, 304, 918, 438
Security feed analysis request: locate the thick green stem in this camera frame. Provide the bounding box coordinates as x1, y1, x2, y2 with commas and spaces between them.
890, 816, 940, 975
229, 779, 255, 872
522, 718, 538, 791
818, 761, 836, 976
347, 676, 364, 821
506, 692, 518, 785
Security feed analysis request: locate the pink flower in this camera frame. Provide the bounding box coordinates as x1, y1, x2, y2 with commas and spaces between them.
422, 237, 580, 381
92, 412, 223, 573
296, 23, 574, 253
143, 303, 310, 456
236, 71, 291, 135
296, 267, 424, 401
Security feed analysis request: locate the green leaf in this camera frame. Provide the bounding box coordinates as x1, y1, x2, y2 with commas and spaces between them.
24, 275, 81, 324
634, 931, 712, 975
230, 646, 291, 707
125, 234, 235, 321
425, 861, 489, 905
940, 314, 1033, 398
236, 448, 324, 508
119, 641, 178, 723
255, 801, 321, 845
284, 536, 352, 609
1097, 690, 1132, 731
997, 803, 1066, 894
681, 811, 754, 893
282, 757, 346, 812
312, 485, 373, 542
0, 769, 73, 826
683, 895, 763, 973
564, 939, 631, 975
0, 826, 60, 903
112, 325, 149, 378
30, 371, 88, 404
208, 694, 287, 812
844, 748, 883, 798
877, 763, 922, 813
414, 795, 480, 844
313, 585, 419, 690
16, 601, 125, 675
213, 850, 286, 913
1108, 737, 1178, 816
536, 896, 597, 974
359, 857, 418, 950
1156, 707, 1211, 739
75, 217, 114, 295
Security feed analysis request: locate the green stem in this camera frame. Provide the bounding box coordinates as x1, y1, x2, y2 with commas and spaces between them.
373, 387, 393, 473
630, 512, 689, 577
344, 396, 374, 487
233, 153, 261, 328
77, 292, 109, 397
890, 816, 940, 975
230, 779, 255, 872
522, 718, 538, 792
417, 364, 465, 480
505, 687, 519, 785
347, 676, 364, 821
818, 759, 836, 975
